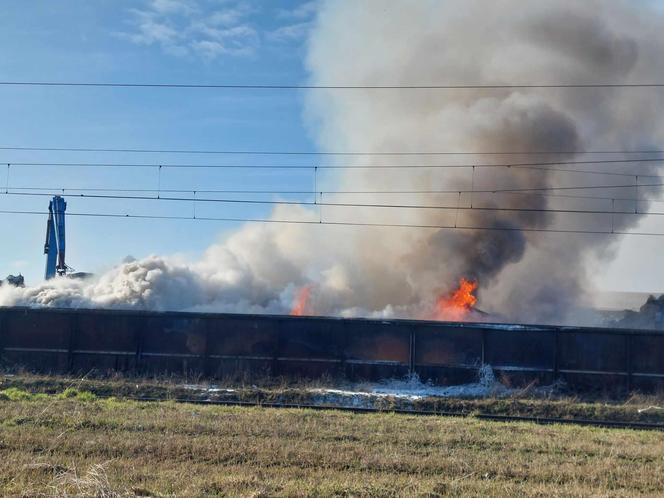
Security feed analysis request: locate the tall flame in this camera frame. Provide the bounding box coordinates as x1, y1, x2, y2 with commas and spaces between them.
290, 285, 312, 316
433, 278, 478, 321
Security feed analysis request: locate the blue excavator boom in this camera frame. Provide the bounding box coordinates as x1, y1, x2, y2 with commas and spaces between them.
44, 195, 67, 280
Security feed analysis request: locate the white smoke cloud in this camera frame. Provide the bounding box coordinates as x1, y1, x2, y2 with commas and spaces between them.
3, 0, 664, 325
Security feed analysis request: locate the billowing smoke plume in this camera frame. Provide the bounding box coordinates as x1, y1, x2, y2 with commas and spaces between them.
3, 0, 664, 324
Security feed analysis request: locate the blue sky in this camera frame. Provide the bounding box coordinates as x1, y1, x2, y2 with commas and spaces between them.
0, 0, 320, 283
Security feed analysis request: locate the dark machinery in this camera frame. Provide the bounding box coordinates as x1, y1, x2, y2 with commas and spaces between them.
0, 274, 24, 287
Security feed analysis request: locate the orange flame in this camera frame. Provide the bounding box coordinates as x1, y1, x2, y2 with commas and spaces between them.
290, 285, 312, 316
433, 277, 478, 321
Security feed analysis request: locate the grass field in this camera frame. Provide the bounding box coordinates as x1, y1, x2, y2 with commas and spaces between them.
1, 390, 663, 497
2, 372, 664, 424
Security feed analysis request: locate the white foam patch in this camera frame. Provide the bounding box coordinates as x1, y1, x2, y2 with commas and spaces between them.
182, 384, 236, 394
311, 365, 510, 403
181, 365, 515, 409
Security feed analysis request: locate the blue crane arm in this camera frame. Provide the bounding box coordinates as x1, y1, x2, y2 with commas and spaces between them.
44, 196, 67, 280
53, 196, 66, 276
44, 200, 56, 279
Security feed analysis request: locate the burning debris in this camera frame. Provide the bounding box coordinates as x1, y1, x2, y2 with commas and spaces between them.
290, 285, 313, 316
433, 278, 478, 321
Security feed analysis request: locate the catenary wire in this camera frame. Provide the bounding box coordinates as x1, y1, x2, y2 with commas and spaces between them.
1, 145, 664, 156
1, 208, 663, 237
4, 185, 662, 204
1, 190, 662, 217
3, 182, 662, 197
2, 80, 664, 89
2, 157, 664, 171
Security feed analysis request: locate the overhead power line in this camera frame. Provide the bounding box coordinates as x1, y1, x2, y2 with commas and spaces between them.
1, 81, 664, 90
0, 183, 664, 196
1, 208, 663, 238
512, 165, 658, 178
1, 145, 663, 156
476, 182, 663, 194
3, 157, 664, 171
5, 185, 662, 204
1, 190, 661, 218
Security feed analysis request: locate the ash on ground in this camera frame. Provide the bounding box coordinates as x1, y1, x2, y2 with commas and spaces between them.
181, 365, 564, 411
312, 364, 509, 408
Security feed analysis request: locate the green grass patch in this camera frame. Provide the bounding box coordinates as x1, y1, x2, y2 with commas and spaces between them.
2, 372, 663, 424
0, 387, 49, 401
56, 387, 97, 401
0, 386, 97, 403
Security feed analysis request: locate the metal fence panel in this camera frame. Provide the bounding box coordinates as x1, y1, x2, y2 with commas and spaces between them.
344, 322, 410, 364
558, 331, 627, 373
414, 325, 482, 367
3, 308, 72, 350
276, 318, 346, 361
76, 311, 138, 353
1, 307, 663, 391
631, 334, 664, 375
207, 316, 278, 358
484, 330, 555, 370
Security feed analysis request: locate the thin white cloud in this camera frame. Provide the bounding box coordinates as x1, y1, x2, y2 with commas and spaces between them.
207, 3, 256, 27
123, 16, 180, 45
277, 1, 318, 20
190, 23, 259, 57
117, 0, 259, 59
268, 21, 311, 43
150, 0, 197, 15
270, 1, 317, 44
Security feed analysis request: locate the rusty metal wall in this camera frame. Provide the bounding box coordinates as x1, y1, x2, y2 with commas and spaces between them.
1, 307, 663, 392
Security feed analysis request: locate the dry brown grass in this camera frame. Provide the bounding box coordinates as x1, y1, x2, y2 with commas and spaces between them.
3, 372, 664, 424
1, 395, 663, 497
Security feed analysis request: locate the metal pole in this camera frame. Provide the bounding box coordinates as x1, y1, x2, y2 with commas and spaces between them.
481, 329, 487, 365
409, 329, 416, 376
67, 314, 79, 373
553, 330, 560, 379
0, 309, 6, 362
626, 334, 633, 392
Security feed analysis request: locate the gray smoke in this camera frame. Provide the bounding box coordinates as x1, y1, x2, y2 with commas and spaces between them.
303, 0, 664, 323
2, 0, 664, 324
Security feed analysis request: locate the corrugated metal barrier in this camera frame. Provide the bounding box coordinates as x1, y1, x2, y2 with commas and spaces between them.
1, 307, 663, 392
